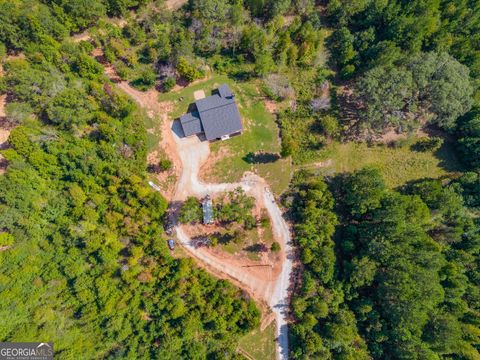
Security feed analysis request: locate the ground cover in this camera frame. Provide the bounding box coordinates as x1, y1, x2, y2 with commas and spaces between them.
305, 137, 463, 188
158, 74, 293, 195
238, 322, 277, 360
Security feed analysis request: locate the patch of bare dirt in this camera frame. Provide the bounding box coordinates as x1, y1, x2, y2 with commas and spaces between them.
305, 159, 333, 169
0, 94, 6, 118
71, 31, 91, 43
178, 223, 280, 302
264, 99, 277, 114
378, 128, 408, 144
165, 0, 188, 11
283, 15, 296, 26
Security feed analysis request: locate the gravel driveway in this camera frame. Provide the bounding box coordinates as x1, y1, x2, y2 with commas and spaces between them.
170, 122, 293, 360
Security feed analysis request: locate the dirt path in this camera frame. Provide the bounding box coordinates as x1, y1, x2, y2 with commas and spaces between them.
169, 123, 292, 359
110, 74, 293, 359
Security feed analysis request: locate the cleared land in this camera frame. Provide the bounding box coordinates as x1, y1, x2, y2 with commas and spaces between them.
159, 75, 293, 195
109, 70, 289, 358
238, 322, 277, 360
304, 138, 462, 188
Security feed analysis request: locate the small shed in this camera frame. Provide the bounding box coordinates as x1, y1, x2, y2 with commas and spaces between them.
202, 195, 214, 224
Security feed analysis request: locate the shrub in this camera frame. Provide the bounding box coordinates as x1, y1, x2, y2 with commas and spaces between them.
130, 65, 156, 91
0, 42, 6, 60
260, 215, 270, 228
411, 137, 444, 152
176, 57, 202, 83
263, 73, 295, 101
0, 232, 14, 247
114, 61, 130, 80
5, 102, 33, 124
162, 76, 176, 92
318, 115, 340, 138
244, 215, 256, 230
271, 242, 281, 252
159, 158, 172, 171
179, 197, 203, 224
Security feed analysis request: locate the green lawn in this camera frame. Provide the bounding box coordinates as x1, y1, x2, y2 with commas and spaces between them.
307, 138, 463, 188
158, 74, 293, 195
238, 322, 276, 360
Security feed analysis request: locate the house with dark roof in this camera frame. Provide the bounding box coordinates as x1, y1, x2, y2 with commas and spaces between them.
180, 84, 243, 141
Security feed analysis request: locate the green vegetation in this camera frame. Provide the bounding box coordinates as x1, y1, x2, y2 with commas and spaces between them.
215, 188, 255, 229
238, 322, 277, 360
456, 106, 480, 169
313, 139, 461, 188
178, 196, 203, 224
287, 169, 480, 359
0, 2, 260, 357
159, 74, 292, 195
1, 0, 480, 358
355, 52, 473, 132
270, 242, 280, 252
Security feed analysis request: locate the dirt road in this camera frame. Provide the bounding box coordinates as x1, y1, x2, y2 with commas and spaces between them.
170, 126, 293, 360
112, 77, 293, 360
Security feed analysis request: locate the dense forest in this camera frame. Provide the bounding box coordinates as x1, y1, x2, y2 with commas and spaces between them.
0, 1, 259, 358
286, 169, 479, 359
0, 0, 479, 359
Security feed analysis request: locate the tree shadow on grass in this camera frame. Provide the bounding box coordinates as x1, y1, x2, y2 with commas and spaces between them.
433, 140, 464, 173
243, 243, 268, 253
243, 152, 281, 164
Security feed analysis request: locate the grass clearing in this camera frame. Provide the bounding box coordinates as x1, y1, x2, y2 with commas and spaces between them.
158, 74, 293, 195
308, 138, 463, 188
220, 225, 272, 261
238, 322, 276, 360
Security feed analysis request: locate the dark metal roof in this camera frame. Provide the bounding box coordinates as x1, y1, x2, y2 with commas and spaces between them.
202, 197, 213, 224
196, 85, 242, 140
179, 111, 202, 137
218, 84, 233, 98
180, 85, 243, 140
200, 102, 242, 140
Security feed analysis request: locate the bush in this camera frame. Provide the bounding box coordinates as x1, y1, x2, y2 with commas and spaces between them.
176, 57, 202, 83
5, 102, 33, 124
0, 233, 14, 247
244, 215, 256, 230
179, 197, 203, 224
260, 215, 270, 228
318, 115, 340, 138
271, 242, 281, 252
0, 42, 7, 60
114, 61, 130, 80
162, 76, 176, 92
263, 73, 295, 101
216, 188, 255, 227
159, 159, 173, 171
411, 137, 444, 152
130, 65, 157, 91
